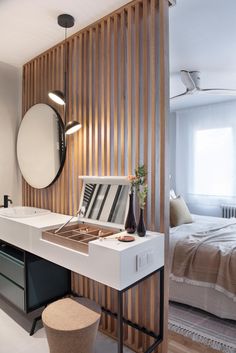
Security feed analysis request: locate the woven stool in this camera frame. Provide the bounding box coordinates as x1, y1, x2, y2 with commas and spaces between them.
42, 297, 101, 353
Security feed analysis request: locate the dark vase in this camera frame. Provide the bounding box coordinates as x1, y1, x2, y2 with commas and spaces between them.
125, 192, 136, 234
137, 208, 146, 237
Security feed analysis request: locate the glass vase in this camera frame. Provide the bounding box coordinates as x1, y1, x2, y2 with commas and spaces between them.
125, 192, 136, 234
137, 208, 146, 237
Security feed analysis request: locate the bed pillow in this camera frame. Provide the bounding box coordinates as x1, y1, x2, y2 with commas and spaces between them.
170, 196, 193, 227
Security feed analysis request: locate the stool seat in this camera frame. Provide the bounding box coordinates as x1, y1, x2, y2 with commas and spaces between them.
42, 297, 101, 353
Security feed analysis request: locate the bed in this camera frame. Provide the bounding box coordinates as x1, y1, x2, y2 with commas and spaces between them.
169, 214, 236, 320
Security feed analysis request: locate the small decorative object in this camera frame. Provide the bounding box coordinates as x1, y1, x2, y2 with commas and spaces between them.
137, 205, 146, 237
98, 230, 103, 237
125, 175, 137, 233
135, 165, 148, 237
117, 235, 135, 242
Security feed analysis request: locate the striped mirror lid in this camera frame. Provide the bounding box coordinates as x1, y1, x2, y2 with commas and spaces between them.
78, 176, 130, 230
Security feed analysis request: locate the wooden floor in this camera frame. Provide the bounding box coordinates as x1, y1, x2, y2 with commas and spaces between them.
168, 331, 218, 353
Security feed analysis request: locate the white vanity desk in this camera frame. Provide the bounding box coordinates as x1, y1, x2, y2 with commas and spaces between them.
0, 177, 164, 353
0, 213, 164, 290
0, 212, 164, 353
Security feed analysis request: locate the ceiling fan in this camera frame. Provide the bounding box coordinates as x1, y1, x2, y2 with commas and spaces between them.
171, 70, 236, 100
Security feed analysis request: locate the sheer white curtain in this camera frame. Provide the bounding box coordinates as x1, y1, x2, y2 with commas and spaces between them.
175, 100, 236, 216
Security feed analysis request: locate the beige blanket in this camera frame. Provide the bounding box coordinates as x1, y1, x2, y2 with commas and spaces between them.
171, 223, 236, 301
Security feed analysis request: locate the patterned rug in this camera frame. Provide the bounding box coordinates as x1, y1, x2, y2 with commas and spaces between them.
169, 302, 236, 353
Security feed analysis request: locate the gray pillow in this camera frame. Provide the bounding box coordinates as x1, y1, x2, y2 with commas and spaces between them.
170, 196, 192, 227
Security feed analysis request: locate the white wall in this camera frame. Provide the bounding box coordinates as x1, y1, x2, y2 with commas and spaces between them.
0, 62, 22, 206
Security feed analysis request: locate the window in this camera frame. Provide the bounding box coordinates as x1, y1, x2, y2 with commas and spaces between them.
193, 127, 233, 196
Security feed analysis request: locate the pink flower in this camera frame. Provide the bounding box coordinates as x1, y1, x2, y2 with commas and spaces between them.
128, 175, 137, 182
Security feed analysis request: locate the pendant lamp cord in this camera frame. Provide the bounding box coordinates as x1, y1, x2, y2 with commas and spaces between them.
64, 27, 67, 125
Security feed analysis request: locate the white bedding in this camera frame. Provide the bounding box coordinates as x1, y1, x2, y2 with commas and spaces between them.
169, 214, 236, 320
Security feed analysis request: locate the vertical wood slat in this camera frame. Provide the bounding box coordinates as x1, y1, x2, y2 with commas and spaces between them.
71, 38, 76, 214
113, 14, 118, 176
21, 65, 26, 205
126, 8, 134, 344
120, 11, 125, 176
159, 1, 170, 353
40, 56, 45, 209
94, 26, 99, 176
150, 0, 157, 230
29, 58, 34, 206
142, 0, 150, 231
83, 31, 88, 177
22, 1, 169, 352
127, 7, 132, 176
106, 18, 111, 176
78, 34, 83, 204
25, 63, 29, 205
35, 58, 41, 207
89, 28, 93, 176
100, 22, 105, 176
135, 3, 140, 169
143, 0, 148, 172
67, 40, 73, 215
56, 47, 62, 214
52, 50, 57, 212
59, 45, 65, 214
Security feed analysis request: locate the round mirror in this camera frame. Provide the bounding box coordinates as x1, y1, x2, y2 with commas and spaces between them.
17, 103, 66, 189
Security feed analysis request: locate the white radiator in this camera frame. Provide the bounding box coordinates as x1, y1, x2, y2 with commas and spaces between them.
221, 204, 236, 218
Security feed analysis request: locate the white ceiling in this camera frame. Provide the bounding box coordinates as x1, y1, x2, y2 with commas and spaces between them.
1, 0, 236, 110
170, 0, 236, 110
0, 0, 130, 67
169, 0, 236, 73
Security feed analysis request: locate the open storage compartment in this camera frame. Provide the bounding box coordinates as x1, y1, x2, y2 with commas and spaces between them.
42, 176, 130, 254
43, 222, 120, 253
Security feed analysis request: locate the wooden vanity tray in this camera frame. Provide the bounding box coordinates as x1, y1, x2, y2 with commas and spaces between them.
42, 223, 121, 254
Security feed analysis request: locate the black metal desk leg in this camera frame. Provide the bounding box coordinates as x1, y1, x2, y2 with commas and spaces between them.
159, 267, 164, 340
117, 291, 123, 353
29, 315, 41, 336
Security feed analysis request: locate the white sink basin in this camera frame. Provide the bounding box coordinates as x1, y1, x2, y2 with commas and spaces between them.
0, 206, 51, 218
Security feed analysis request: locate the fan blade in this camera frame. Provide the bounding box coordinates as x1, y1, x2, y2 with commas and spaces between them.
170, 91, 188, 100
200, 88, 236, 96
180, 70, 196, 91
189, 71, 201, 89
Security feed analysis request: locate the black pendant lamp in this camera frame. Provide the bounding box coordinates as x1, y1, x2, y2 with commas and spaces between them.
48, 14, 81, 135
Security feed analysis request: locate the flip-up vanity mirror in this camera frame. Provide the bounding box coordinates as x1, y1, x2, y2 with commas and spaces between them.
79, 177, 129, 224
17, 103, 66, 189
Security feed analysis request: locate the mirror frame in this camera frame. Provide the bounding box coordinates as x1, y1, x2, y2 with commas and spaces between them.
17, 103, 66, 189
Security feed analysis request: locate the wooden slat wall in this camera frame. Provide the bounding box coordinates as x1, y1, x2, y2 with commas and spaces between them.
22, 1, 169, 352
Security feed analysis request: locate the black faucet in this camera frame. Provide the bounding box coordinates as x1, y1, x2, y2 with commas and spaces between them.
3, 195, 12, 208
